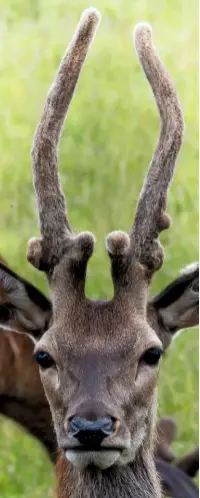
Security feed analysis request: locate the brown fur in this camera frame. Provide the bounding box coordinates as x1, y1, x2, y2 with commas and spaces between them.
56, 450, 161, 498
0, 330, 56, 460
174, 447, 199, 478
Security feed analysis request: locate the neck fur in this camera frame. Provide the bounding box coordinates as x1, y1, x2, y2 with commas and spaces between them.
56, 450, 162, 498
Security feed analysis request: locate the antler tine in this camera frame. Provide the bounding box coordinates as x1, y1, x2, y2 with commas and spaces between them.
106, 23, 184, 301
130, 23, 184, 274
27, 8, 100, 273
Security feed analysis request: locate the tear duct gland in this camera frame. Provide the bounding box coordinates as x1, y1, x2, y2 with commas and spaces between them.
23, 7, 184, 498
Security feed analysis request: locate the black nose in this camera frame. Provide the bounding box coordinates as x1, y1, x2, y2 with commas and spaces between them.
68, 417, 115, 448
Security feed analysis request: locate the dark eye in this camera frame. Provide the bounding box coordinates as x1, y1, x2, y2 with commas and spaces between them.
0, 305, 12, 322
141, 347, 163, 366
34, 351, 54, 369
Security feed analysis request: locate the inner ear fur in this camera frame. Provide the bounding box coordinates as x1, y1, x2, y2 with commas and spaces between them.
0, 261, 52, 339
149, 263, 199, 336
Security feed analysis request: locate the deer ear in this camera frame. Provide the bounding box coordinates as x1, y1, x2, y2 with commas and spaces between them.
0, 262, 52, 340
151, 263, 199, 334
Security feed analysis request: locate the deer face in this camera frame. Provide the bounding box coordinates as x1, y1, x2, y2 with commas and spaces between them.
34, 294, 163, 470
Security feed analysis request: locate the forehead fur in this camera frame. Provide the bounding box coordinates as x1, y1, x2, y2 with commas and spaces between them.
37, 298, 161, 357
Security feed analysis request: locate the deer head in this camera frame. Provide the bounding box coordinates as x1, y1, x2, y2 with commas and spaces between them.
0, 7, 198, 497
0, 260, 198, 478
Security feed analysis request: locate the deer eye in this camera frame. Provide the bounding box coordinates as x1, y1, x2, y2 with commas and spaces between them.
141, 347, 163, 366
34, 351, 54, 369
0, 305, 12, 321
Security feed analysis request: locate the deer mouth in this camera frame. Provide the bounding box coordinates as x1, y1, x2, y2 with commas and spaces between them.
65, 448, 121, 470
64, 446, 123, 452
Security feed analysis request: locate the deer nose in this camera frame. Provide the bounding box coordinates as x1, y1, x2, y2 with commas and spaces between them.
68, 417, 115, 448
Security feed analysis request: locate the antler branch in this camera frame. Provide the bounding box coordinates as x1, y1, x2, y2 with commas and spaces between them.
131, 23, 184, 272
107, 23, 184, 297
27, 8, 100, 273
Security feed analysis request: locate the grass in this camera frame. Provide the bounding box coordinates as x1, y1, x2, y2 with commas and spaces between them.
0, 0, 198, 496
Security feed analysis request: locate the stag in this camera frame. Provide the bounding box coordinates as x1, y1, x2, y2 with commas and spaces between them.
0, 7, 198, 498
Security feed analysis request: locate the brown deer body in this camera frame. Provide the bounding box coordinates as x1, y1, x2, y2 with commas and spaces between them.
0, 331, 56, 459
0, 256, 56, 458
0, 7, 198, 498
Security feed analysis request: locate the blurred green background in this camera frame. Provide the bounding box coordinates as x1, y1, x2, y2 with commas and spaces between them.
0, 0, 198, 496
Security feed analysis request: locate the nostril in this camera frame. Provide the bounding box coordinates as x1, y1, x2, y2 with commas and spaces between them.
112, 418, 121, 436
68, 418, 81, 438
67, 417, 119, 448
101, 417, 119, 437
102, 419, 113, 437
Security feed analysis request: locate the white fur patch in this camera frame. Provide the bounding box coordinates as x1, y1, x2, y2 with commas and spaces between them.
65, 450, 120, 471
180, 262, 199, 276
